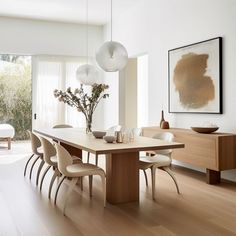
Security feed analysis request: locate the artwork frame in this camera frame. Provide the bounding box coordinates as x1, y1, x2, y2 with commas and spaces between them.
168, 37, 222, 114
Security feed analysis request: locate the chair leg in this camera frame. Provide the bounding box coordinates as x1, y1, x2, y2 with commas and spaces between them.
48, 169, 60, 199
95, 154, 98, 166
100, 174, 106, 207
87, 152, 90, 163
89, 175, 93, 197
80, 177, 83, 191
63, 178, 78, 216
143, 169, 148, 187
29, 155, 40, 180
36, 159, 45, 186
162, 166, 180, 194
39, 165, 51, 192
151, 167, 157, 200
54, 176, 66, 205
24, 154, 34, 177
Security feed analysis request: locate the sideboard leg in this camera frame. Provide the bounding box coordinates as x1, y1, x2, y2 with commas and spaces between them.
206, 169, 221, 184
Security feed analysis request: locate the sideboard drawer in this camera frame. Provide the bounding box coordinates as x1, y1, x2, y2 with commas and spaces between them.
172, 132, 217, 170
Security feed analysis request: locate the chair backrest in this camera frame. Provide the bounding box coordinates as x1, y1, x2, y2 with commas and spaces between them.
106, 125, 122, 135
53, 124, 73, 129
28, 130, 42, 155
55, 143, 73, 176
152, 132, 174, 156
132, 128, 142, 137
108, 125, 122, 132
40, 136, 57, 166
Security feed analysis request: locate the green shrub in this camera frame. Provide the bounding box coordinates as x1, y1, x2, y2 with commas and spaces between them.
0, 58, 32, 140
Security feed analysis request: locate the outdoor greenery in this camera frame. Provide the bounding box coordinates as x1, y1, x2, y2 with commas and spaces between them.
0, 56, 32, 140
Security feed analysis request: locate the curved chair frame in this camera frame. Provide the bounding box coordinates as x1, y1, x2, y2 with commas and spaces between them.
24, 131, 44, 186
139, 132, 180, 199
55, 143, 106, 215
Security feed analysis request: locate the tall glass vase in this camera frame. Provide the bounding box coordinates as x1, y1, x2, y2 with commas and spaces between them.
86, 113, 93, 134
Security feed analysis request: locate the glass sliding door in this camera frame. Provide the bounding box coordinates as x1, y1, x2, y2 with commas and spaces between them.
0, 55, 32, 140
32, 56, 86, 129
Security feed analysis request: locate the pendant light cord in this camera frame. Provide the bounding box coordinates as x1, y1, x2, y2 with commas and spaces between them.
110, 0, 113, 41
86, 0, 88, 64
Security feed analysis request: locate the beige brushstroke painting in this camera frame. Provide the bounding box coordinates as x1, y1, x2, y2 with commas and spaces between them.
168, 37, 222, 113
173, 53, 215, 109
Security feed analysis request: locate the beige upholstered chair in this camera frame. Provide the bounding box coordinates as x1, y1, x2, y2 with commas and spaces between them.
40, 137, 83, 199
139, 132, 180, 200
24, 131, 45, 186
39, 137, 61, 199
54, 143, 106, 215
87, 125, 122, 165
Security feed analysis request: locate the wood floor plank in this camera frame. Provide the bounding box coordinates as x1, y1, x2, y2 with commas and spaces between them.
0, 194, 19, 236
0, 142, 236, 236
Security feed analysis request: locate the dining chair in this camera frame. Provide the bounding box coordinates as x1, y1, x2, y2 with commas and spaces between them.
24, 131, 45, 186
131, 127, 149, 185
132, 127, 143, 137
54, 143, 106, 215
40, 136, 84, 199
87, 125, 122, 165
139, 132, 180, 200
39, 137, 61, 199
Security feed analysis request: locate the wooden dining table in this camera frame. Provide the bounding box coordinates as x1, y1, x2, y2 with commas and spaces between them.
34, 128, 184, 204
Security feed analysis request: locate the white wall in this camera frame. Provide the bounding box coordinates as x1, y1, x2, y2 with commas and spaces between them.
0, 16, 102, 57
102, 0, 236, 181
137, 54, 149, 127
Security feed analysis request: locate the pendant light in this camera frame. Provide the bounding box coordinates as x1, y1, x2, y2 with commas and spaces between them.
96, 0, 128, 72
76, 0, 98, 85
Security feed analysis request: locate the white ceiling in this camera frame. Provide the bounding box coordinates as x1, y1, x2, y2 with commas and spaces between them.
0, 0, 143, 25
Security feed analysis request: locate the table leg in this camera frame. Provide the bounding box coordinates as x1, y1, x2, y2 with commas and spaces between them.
106, 151, 139, 204
206, 169, 221, 184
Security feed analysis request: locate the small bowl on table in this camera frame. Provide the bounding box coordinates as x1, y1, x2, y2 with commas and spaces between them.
103, 135, 116, 143
92, 131, 107, 139
191, 127, 219, 134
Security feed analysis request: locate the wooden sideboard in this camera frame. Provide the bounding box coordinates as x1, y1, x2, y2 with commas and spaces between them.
142, 127, 236, 184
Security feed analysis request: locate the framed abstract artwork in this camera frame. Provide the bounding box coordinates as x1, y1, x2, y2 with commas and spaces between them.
168, 37, 222, 114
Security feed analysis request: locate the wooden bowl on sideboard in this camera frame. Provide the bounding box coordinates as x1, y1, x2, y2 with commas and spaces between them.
191, 127, 219, 134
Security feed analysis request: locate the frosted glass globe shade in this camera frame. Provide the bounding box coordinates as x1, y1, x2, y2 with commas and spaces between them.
76, 64, 98, 85
96, 41, 128, 72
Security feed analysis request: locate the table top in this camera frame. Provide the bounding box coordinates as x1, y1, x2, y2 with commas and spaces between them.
34, 128, 185, 155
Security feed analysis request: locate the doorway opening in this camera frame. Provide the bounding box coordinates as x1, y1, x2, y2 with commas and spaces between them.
119, 54, 149, 128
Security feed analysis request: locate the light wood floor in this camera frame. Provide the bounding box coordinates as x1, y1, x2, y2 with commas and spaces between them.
0, 146, 236, 236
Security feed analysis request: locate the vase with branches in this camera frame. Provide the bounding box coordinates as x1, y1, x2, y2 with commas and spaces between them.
54, 83, 109, 133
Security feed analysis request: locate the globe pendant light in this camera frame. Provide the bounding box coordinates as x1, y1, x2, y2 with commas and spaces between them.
76, 64, 98, 85
96, 0, 128, 72
76, 0, 98, 85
